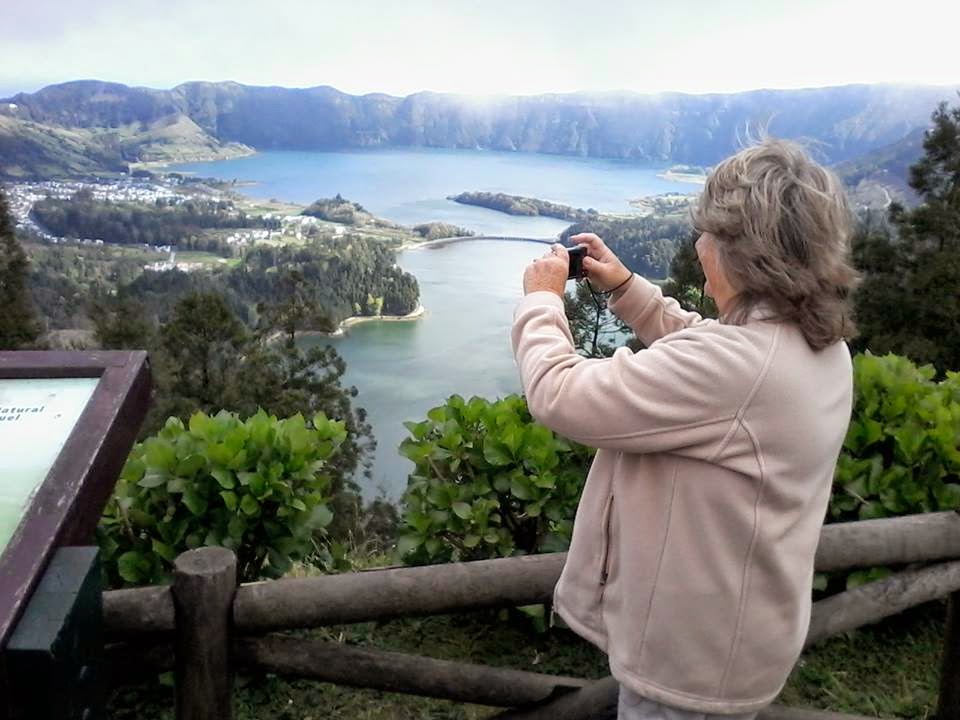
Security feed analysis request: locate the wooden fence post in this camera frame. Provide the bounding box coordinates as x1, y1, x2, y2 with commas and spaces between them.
939, 591, 960, 720
172, 547, 237, 720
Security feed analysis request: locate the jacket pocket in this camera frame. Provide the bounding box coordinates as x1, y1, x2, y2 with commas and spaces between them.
599, 493, 614, 586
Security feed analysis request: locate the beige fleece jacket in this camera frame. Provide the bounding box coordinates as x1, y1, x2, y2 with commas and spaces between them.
511, 276, 853, 714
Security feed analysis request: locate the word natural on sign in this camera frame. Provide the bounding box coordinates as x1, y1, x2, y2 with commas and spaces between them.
0, 406, 46, 423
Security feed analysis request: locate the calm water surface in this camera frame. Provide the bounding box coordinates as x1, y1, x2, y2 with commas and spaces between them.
170, 147, 685, 236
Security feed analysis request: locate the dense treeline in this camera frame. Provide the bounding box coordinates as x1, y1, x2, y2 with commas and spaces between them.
0, 189, 41, 348
119, 234, 419, 330
302, 195, 380, 226
412, 222, 475, 240
235, 239, 420, 318
561, 214, 689, 279
27, 241, 153, 329
30, 191, 279, 251
449, 191, 597, 222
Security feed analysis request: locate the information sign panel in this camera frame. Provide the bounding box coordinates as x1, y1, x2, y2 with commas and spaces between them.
0, 351, 150, 656
0, 378, 100, 556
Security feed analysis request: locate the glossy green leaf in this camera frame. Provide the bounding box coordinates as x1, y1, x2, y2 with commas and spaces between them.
138, 472, 167, 489
211, 468, 236, 489
220, 491, 238, 511
182, 489, 208, 516
240, 494, 260, 516
117, 551, 151, 584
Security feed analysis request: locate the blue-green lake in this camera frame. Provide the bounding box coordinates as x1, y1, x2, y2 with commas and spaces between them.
170, 147, 686, 237
299, 239, 548, 499
170, 148, 694, 499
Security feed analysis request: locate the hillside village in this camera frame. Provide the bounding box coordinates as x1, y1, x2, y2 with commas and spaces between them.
4, 177, 358, 272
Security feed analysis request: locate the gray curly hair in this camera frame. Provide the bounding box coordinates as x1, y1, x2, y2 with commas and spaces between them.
691, 138, 860, 351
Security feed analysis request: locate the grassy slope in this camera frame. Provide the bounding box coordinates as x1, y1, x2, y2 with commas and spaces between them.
109, 114, 253, 165
0, 116, 122, 178
0, 113, 252, 178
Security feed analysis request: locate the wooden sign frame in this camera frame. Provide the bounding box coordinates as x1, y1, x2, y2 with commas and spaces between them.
0, 351, 150, 650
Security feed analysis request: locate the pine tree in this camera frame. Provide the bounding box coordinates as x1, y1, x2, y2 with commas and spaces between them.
660, 230, 718, 318
852, 100, 960, 373
90, 294, 155, 350
159, 292, 247, 408
0, 189, 40, 350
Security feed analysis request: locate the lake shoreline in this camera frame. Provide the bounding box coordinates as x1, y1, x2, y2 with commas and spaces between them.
166, 148, 682, 237
271, 303, 427, 343
130, 145, 258, 171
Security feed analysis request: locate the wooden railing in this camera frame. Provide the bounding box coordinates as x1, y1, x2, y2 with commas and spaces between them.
102, 511, 960, 720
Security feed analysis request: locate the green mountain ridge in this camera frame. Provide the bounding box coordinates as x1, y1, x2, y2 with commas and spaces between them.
1, 80, 956, 185
833, 128, 926, 205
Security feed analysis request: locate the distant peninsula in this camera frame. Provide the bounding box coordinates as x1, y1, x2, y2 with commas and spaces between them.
449, 191, 598, 222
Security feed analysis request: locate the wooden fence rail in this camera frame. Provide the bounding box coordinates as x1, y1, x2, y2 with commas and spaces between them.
234, 551, 565, 632
813, 511, 960, 571
98, 511, 960, 720
236, 634, 589, 707
103, 511, 960, 637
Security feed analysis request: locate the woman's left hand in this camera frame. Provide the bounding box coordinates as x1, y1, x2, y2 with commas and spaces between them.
523, 244, 569, 296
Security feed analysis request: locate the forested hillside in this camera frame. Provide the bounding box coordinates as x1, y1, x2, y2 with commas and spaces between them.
31, 193, 278, 248
116, 236, 420, 331
2, 80, 956, 178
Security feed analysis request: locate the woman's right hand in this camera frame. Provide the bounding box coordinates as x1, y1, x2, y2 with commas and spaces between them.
570, 233, 633, 293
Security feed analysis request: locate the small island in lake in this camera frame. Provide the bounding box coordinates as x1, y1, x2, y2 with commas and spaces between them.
449, 191, 599, 222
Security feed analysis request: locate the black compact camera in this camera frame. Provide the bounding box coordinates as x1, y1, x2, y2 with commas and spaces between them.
567, 245, 587, 280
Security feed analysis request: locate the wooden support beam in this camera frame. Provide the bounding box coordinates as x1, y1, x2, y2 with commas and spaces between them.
235, 634, 588, 708
805, 559, 960, 646
172, 547, 237, 720
103, 585, 173, 636
815, 511, 960, 572
233, 552, 566, 632
493, 675, 618, 719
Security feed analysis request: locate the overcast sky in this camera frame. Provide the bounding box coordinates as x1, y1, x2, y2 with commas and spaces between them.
3, 0, 959, 98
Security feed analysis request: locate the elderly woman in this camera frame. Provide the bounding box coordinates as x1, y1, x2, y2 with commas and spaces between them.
512, 139, 859, 719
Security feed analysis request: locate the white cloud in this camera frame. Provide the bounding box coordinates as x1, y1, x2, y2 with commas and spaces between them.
2, 0, 959, 96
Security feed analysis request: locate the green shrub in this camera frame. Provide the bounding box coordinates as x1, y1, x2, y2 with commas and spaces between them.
827, 352, 960, 588
98, 409, 347, 587
833, 353, 960, 521
397, 394, 594, 564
